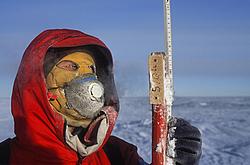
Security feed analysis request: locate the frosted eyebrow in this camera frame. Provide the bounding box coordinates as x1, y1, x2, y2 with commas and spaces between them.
56, 60, 79, 71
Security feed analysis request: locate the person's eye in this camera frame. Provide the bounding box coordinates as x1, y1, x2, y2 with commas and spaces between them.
89, 65, 96, 73
56, 60, 79, 71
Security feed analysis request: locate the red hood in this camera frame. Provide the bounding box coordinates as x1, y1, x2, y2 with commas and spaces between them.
10, 29, 119, 164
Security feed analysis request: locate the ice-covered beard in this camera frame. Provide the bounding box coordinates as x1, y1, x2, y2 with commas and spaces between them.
64, 74, 105, 119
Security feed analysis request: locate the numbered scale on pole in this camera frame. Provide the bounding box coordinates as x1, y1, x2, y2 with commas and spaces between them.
149, 0, 174, 165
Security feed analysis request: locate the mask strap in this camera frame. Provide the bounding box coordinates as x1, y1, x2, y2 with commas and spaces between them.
47, 91, 93, 127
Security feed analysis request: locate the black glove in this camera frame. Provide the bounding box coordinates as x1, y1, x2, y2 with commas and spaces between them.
168, 117, 202, 165
0, 138, 12, 165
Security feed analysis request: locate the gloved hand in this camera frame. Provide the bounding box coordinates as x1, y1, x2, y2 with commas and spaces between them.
167, 117, 202, 165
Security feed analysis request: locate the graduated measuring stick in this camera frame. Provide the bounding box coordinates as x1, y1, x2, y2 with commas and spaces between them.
149, 0, 174, 165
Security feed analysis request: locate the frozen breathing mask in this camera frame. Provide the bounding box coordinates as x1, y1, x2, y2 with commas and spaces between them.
64, 74, 105, 119
46, 52, 105, 125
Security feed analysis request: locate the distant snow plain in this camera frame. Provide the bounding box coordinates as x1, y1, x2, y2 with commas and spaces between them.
1, 97, 250, 165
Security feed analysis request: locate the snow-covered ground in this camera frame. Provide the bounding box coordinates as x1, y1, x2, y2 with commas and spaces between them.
1, 97, 250, 165
0, 98, 14, 141
113, 97, 250, 165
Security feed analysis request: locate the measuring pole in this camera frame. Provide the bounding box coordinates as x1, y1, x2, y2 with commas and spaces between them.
164, 0, 174, 107
149, 0, 174, 165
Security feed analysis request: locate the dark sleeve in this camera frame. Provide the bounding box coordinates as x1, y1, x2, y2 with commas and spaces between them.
103, 136, 147, 165
0, 138, 12, 165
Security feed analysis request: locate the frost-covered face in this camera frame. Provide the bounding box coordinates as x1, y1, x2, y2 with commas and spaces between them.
46, 52, 105, 127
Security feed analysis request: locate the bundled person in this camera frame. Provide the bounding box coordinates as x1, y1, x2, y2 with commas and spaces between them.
0, 29, 202, 165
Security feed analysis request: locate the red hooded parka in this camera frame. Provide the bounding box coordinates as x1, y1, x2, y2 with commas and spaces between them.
10, 29, 141, 165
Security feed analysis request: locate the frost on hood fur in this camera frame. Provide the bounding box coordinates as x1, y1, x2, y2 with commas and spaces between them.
10, 29, 119, 164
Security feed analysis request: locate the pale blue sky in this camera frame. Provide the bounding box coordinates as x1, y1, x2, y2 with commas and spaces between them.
0, 0, 250, 97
